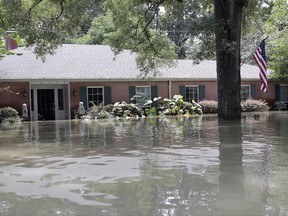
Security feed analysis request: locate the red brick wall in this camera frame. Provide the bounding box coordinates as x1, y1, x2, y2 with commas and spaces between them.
171, 81, 218, 100
70, 80, 285, 112
242, 80, 288, 108
70, 81, 170, 112
1, 79, 286, 120
0, 82, 30, 115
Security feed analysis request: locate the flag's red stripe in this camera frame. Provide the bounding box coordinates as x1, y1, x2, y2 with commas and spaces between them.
253, 46, 268, 93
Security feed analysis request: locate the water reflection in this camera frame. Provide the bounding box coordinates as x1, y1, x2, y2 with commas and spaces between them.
1, 112, 288, 215
218, 119, 245, 214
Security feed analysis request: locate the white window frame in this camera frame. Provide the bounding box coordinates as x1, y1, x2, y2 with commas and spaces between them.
280, 84, 288, 102
241, 85, 251, 100
135, 86, 151, 107
185, 85, 199, 102
87, 86, 104, 107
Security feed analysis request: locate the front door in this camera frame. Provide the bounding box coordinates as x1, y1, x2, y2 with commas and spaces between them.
37, 89, 55, 120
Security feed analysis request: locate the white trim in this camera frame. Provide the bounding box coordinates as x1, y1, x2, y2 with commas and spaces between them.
30, 80, 69, 84
30, 84, 69, 121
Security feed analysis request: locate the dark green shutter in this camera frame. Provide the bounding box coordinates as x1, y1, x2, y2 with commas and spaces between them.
80, 87, 88, 109
151, 86, 158, 100
275, 84, 280, 102
179, 86, 186, 100
129, 86, 136, 103
251, 85, 256, 99
199, 85, 205, 101
104, 86, 112, 105
151, 86, 158, 107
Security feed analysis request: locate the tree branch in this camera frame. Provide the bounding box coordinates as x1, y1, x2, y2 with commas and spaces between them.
27, 0, 44, 22
137, 2, 163, 54
52, 0, 65, 20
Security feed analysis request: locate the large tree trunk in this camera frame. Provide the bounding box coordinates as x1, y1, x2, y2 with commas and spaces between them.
214, 0, 247, 119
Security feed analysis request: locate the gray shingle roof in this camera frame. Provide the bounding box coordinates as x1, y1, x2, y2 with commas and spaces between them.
0, 44, 261, 81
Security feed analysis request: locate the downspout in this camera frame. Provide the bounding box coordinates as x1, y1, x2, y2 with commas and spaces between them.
168, 80, 172, 99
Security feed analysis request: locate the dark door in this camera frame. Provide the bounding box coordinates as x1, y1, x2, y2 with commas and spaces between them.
37, 89, 55, 120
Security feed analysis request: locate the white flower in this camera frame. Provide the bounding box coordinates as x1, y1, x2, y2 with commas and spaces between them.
144, 100, 153, 106
153, 97, 161, 101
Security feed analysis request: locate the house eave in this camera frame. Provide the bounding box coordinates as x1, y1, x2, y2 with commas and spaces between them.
0, 77, 263, 83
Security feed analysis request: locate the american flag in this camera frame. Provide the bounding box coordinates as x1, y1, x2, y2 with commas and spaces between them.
253, 40, 268, 92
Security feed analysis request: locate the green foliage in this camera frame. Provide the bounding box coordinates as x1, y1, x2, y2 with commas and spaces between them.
101, 0, 177, 77
145, 106, 157, 116
0, 0, 92, 59
265, 0, 288, 79
241, 99, 270, 112
0, 107, 19, 123
112, 101, 144, 118
69, 12, 115, 45
82, 95, 204, 120
159, 0, 215, 60
274, 102, 288, 111
240, 0, 273, 64
155, 95, 203, 116
198, 100, 218, 114
85, 102, 113, 119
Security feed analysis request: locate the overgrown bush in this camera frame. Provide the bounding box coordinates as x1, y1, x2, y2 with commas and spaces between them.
147, 95, 203, 116
112, 101, 144, 117
83, 95, 203, 120
0, 107, 20, 123
241, 99, 269, 112
84, 102, 114, 119
198, 100, 218, 114
83, 101, 145, 119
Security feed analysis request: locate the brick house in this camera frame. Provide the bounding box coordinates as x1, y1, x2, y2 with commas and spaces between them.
0, 44, 287, 121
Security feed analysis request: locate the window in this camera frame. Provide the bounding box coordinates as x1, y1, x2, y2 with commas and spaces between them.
241, 85, 251, 100
280, 85, 288, 102
87, 87, 104, 107
185, 86, 198, 102
135, 86, 151, 106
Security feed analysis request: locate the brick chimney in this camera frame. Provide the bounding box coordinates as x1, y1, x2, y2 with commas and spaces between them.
5, 31, 18, 50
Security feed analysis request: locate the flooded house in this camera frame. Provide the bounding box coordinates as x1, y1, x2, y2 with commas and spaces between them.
0, 44, 287, 121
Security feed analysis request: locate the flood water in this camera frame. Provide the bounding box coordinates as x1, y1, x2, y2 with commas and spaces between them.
0, 112, 288, 216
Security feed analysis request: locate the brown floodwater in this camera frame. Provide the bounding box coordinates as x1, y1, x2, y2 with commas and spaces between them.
0, 112, 288, 216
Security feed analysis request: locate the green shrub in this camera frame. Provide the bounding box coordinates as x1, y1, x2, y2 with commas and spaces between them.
152, 95, 203, 116
241, 99, 269, 112
85, 102, 115, 119
198, 100, 218, 114
0, 107, 19, 122
275, 102, 288, 111
112, 101, 144, 117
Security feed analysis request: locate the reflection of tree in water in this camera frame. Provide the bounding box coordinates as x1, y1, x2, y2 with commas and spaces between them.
80, 120, 115, 148
218, 119, 245, 214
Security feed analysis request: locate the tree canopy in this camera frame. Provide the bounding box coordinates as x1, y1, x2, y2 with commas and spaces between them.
0, 0, 92, 59
265, 0, 288, 79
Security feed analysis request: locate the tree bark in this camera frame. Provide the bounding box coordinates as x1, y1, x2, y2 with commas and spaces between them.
214, 0, 247, 119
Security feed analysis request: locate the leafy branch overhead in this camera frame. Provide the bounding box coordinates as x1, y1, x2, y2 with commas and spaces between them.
0, 0, 92, 59
1, 0, 287, 79
103, 0, 178, 76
